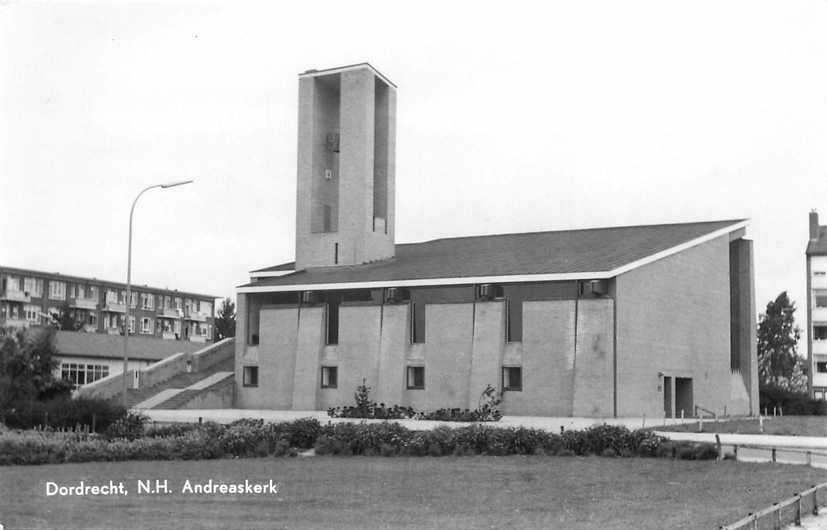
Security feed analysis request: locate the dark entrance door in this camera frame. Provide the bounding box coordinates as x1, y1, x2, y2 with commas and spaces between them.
675, 378, 693, 418
663, 376, 673, 418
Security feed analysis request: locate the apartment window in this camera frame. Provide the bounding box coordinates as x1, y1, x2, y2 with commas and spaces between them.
202, 301, 212, 316
816, 294, 827, 308
321, 366, 338, 388
3, 275, 21, 292
502, 367, 522, 391
325, 300, 340, 345
48, 281, 66, 300
129, 316, 136, 333
243, 366, 259, 387
406, 366, 425, 390
24, 305, 40, 323
410, 302, 425, 344
141, 317, 152, 334
817, 362, 827, 374
141, 293, 154, 310
814, 326, 827, 341
175, 297, 182, 310
24, 277, 43, 297
88, 285, 98, 300
88, 312, 98, 326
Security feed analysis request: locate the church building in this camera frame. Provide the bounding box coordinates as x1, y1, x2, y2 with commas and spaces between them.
235, 63, 759, 418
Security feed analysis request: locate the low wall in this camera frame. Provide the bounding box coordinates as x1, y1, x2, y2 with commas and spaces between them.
138, 338, 234, 390
179, 378, 235, 410
75, 369, 135, 400
75, 338, 235, 401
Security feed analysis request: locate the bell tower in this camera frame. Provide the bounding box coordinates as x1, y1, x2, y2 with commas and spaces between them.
294, 63, 396, 269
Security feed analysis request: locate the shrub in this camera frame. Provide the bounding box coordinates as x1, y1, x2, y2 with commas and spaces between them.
279, 418, 322, 449
601, 447, 618, 457
759, 385, 826, 416
105, 411, 148, 441
691, 443, 719, 460
145, 422, 201, 438
2, 396, 126, 433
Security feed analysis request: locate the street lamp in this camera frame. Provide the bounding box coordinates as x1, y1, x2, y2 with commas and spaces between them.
122, 180, 194, 407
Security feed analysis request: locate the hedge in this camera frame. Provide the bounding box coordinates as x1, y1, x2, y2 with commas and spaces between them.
0, 418, 720, 466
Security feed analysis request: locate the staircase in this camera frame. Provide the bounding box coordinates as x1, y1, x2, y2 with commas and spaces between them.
126, 357, 234, 409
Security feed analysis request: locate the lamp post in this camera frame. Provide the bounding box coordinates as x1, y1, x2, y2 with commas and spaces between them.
122, 180, 194, 408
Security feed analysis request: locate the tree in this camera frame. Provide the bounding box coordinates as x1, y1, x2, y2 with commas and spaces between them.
757, 292, 804, 391
214, 297, 236, 340
0, 326, 62, 407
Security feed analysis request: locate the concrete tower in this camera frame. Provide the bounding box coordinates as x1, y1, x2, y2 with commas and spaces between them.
294, 63, 396, 269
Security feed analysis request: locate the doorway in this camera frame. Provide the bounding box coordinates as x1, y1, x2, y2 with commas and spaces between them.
675, 377, 693, 418
663, 376, 672, 418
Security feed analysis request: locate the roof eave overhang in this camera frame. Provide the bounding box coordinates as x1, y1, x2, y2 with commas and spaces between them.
237, 220, 749, 294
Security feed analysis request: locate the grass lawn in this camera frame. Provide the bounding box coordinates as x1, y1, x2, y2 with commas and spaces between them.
1, 456, 824, 529
656, 416, 827, 437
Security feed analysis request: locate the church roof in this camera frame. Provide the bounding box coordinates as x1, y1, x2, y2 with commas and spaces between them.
239, 219, 747, 292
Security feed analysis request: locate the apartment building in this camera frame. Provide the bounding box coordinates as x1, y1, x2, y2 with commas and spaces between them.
233, 64, 759, 418
0, 266, 216, 343
806, 211, 827, 400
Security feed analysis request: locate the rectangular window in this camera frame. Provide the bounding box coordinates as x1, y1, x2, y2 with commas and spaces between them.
814, 326, 827, 341
817, 362, 827, 374
141, 317, 152, 334
141, 293, 154, 310
411, 302, 425, 344
243, 366, 259, 387
24, 277, 43, 297
406, 366, 425, 390
502, 366, 523, 391
321, 366, 338, 388
24, 304, 40, 323
816, 294, 827, 308
325, 300, 340, 345
48, 281, 66, 300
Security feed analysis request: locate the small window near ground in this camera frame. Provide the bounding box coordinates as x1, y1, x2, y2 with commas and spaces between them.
502, 367, 522, 391
321, 366, 338, 388
406, 366, 425, 390
243, 366, 259, 387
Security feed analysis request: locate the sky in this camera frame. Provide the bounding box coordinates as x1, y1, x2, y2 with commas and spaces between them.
1, 1, 825, 339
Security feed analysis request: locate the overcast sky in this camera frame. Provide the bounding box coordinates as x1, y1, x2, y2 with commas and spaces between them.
1, 1, 825, 337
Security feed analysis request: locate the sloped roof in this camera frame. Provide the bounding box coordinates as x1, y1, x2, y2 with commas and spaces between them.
239, 219, 747, 292
807, 226, 827, 255
53, 330, 205, 361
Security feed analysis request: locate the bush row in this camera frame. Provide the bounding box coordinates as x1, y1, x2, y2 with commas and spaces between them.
1, 396, 127, 432
0, 418, 719, 466
759, 385, 826, 416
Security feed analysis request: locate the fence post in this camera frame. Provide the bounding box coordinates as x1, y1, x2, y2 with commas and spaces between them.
715, 434, 722, 461
807, 451, 812, 466
814, 487, 820, 516
759, 415, 764, 433
681, 409, 685, 419
774, 503, 781, 528
734, 445, 738, 461
771, 447, 776, 463
698, 417, 703, 432
794, 495, 801, 526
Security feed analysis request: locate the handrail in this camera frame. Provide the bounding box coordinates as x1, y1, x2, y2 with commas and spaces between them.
720, 482, 826, 529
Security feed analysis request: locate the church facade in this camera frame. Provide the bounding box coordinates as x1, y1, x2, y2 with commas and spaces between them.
235, 63, 759, 418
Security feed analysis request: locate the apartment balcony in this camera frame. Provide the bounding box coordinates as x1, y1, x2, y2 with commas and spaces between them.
103, 302, 126, 313
812, 340, 827, 355
184, 311, 208, 322
0, 289, 30, 303
0, 317, 29, 328
812, 306, 827, 323
157, 307, 182, 319
71, 298, 98, 310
